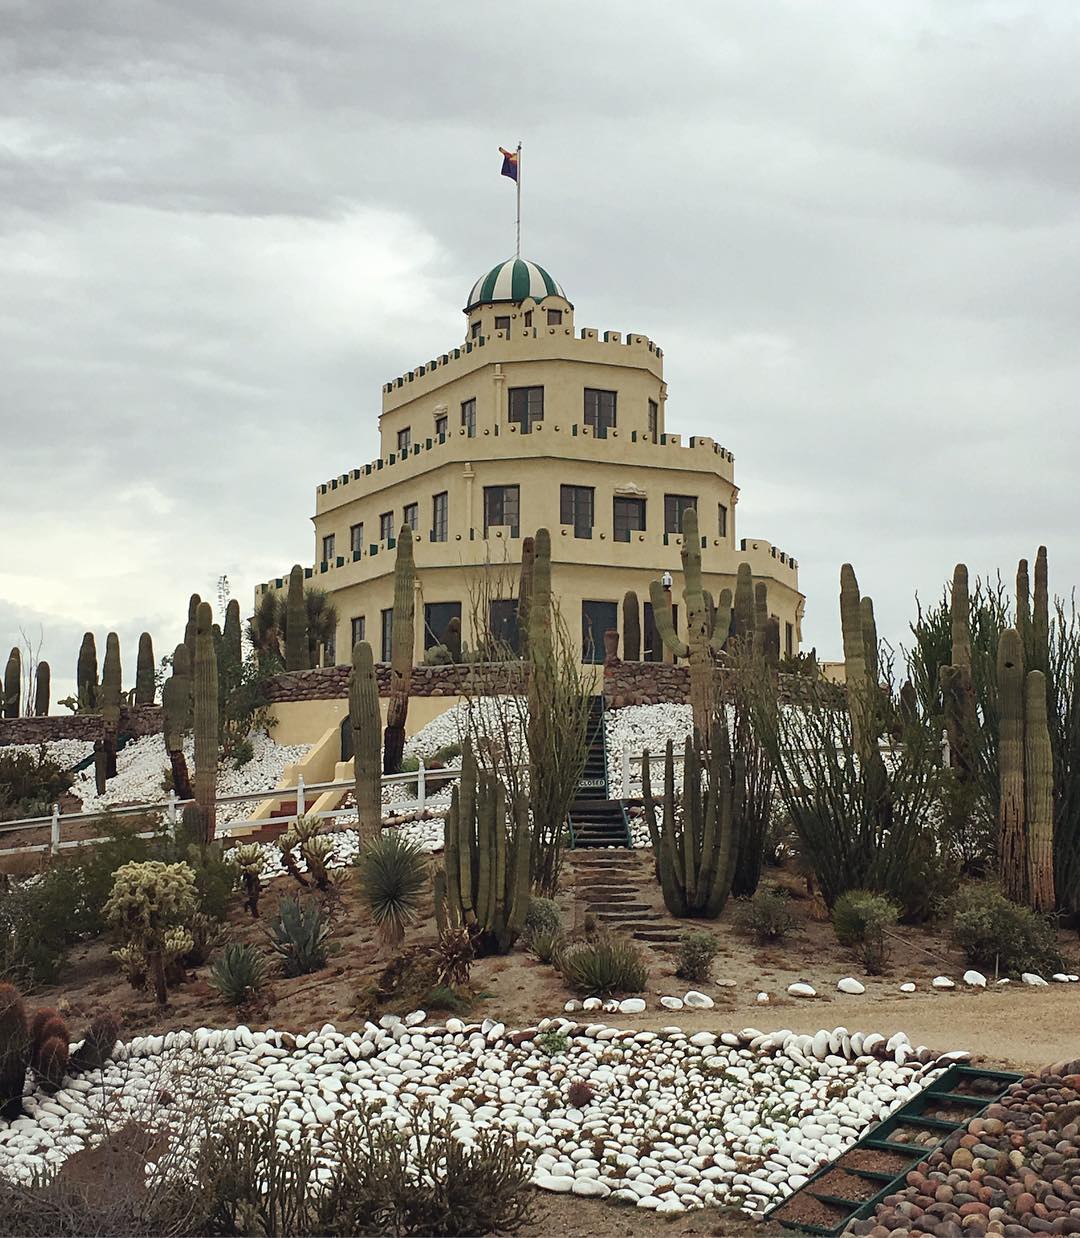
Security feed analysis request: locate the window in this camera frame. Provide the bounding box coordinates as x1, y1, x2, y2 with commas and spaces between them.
785, 622, 794, 657
648, 399, 658, 441
435, 413, 448, 438
508, 385, 543, 433
494, 315, 511, 334
424, 602, 461, 651
582, 601, 618, 664
547, 309, 563, 326
461, 397, 476, 435
524, 310, 532, 328
664, 494, 697, 535
613, 496, 646, 543
489, 599, 520, 655
350, 522, 364, 557
380, 609, 393, 662
403, 502, 418, 532
470, 320, 480, 340
351, 616, 366, 649
718, 503, 728, 538
432, 491, 448, 542
321, 534, 335, 563
379, 511, 393, 543
584, 388, 617, 438
397, 427, 411, 455
560, 484, 594, 538
484, 484, 520, 536
643, 601, 677, 662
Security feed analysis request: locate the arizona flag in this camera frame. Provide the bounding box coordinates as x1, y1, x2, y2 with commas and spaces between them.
499, 146, 519, 182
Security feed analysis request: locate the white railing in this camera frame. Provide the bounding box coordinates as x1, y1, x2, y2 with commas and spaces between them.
0, 759, 465, 859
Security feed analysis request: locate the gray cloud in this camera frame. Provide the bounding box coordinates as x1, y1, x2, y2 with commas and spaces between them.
2, 0, 1078, 698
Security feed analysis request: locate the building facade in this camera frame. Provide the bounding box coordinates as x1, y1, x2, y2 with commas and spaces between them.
259, 257, 804, 665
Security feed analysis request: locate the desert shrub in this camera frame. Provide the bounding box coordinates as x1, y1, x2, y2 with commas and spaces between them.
558, 934, 648, 994
732, 886, 795, 944
0, 746, 73, 822
947, 884, 1062, 977
268, 895, 333, 977
522, 896, 561, 944
0, 870, 79, 989
535, 1028, 569, 1056
675, 929, 720, 982
832, 889, 900, 974
566, 1079, 594, 1109
355, 831, 429, 948
527, 927, 563, 965
430, 741, 463, 765
424, 984, 468, 1014
209, 942, 267, 1006
400, 754, 421, 795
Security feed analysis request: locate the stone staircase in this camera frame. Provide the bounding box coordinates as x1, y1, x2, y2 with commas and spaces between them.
568, 695, 630, 848
569, 850, 684, 945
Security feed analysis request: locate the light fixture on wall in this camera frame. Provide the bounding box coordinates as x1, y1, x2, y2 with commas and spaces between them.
661, 571, 673, 590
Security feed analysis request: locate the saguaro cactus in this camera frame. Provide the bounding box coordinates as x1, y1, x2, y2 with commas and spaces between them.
2, 648, 19, 719
382, 527, 415, 774
440, 741, 530, 953
1031, 545, 1049, 677
184, 594, 200, 663
622, 590, 641, 661
642, 727, 737, 918
648, 507, 732, 740
1024, 670, 1055, 911
76, 632, 99, 712
135, 633, 155, 705
100, 633, 122, 784
285, 566, 308, 672
162, 654, 193, 801
223, 599, 242, 667
998, 628, 1027, 904
517, 535, 535, 657
33, 662, 49, 717
349, 640, 382, 846
193, 602, 219, 843
940, 564, 979, 780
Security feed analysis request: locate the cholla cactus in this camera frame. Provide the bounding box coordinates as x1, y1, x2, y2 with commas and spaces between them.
277, 828, 309, 888
303, 834, 336, 891
111, 944, 147, 989
103, 861, 198, 1006
232, 843, 265, 917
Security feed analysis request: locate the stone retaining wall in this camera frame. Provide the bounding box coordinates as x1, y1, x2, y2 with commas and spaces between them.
603, 659, 689, 708
264, 662, 527, 703
0, 705, 164, 747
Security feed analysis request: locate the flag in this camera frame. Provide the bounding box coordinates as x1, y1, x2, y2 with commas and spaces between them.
499, 146, 519, 182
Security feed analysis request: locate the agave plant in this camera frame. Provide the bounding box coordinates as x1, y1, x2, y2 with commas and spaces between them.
267, 895, 333, 977
355, 830, 429, 949
209, 942, 267, 1005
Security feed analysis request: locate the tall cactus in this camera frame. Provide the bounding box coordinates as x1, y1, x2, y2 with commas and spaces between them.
382, 527, 415, 774
223, 599, 242, 667
517, 535, 535, 658
135, 633, 155, 705
193, 602, 219, 843
349, 640, 382, 846
1031, 545, 1049, 677
1016, 558, 1031, 653
285, 566, 308, 672
2, 648, 19, 719
0, 983, 29, 1119
642, 727, 736, 918
77, 632, 99, 713
839, 564, 871, 755
440, 740, 530, 952
997, 628, 1027, 904
940, 564, 978, 780
162, 653, 193, 801
100, 633, 121, 784
33, 662, 49, 717
1024, 670, 1055, 910
649, 507, 731, 740
732, 562, 754, 644
184, 594, 200, 663
622, 590, 641, 661
444, 616, 462, 662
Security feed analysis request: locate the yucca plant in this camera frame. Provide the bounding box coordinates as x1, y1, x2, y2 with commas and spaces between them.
267, 895, 333, 977
355, 830, 429, 949
557, 933, 649, 994
210, 942, 267, 1005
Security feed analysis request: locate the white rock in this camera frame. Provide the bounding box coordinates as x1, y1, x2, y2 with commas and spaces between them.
405, 1010, 426, 1026
837, 978, 865, 995
582, 997, 603, 1011
618, 998, 646, 1014
535, 1173, 575, 1193
899, 982, 916, 993
787, 983, 816, 998
756, 992, 770, 1005
683, 991, 714, 1009
660, 996, 684, 1010
1022, 972, 1049, 987
564, 1000, 581, 1012
963, 971, 986, 988
1051, 973, 1071, 983
931, 976, 955, 990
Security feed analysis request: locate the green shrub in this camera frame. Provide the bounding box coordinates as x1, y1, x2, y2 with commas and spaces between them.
558, 934, 648, 994
732, 886, 795, 944
527, 927, 563, 965
400, 754, 421, 795
832, 889, 900, 974
675, 930, 720, 982
209, 942, 267, 1005
268, 895, 333, 977
424, 984, 468, 1014
430, 741, 463, 765
947, 884, 1062, 977
0, 746, 73, 822
523, 896, 561, 943
535, 1029, 569, 1056
355, 831, 429, 948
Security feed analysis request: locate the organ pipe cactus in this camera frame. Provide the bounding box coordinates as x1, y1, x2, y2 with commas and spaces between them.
2, 648, 19, 719
622, 590, 641, 661
285, 566, 308, 672
648, 507, 732, 740
135, 633, 155, 705
193, 602, 219, 843
76, 632, 98, 713
100, 633, 122, 785
382, 527, 415, 774
33, 661, 49, 717
349, 640, 382, 846
642, 726, 737, 918
440, 740, 530, 953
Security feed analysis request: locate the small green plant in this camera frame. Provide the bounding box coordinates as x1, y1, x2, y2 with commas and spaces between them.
430, 741, 463, 765
355, 830, 429, 948
675, 929, 720, 983
424, 984, 468, 1014
832, 889, 900, 974
535, 1028, 569, 1056
210, 942, 267, 1006
527, 927, 564, 965
947, 883, 1062, 977
732, 886, 795, 944
268, 895, 333, 977
0, 746, 73, 822
522, 896, 561, 944
558, 934, 648, 994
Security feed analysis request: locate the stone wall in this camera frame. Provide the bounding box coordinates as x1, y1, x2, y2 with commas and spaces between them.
604, 659, 689, 708
264, 662, 527, 703
0, 705, 164, 747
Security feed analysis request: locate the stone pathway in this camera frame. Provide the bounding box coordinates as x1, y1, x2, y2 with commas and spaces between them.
568, 850, 684, 944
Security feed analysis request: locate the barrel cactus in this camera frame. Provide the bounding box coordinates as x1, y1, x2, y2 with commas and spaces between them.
193, 602, 219, 843
349, 641, 382, 846
382, 527, 415, 774
29, 1007, 69, 1092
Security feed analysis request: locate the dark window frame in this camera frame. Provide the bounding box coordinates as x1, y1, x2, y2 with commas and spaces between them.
664, 494, 697, 535
397, 426, 411, 455
494, 314, 511, 334
718, 503, 728, 538
581, 600, 618, 664
584, 388, 617, 438
351, 615, 366, 649
483, 484, 520, 537
435, 413, 448, 439
489, 598, 520, 655
560, 484, 594, 539
350, 522, 364, 556
321, 534, 336, 562
648, 399, 659, 441
461, 397, 476, 434
432, 491, 448, 542
403, 502, 418, 532
547, 309, 563, 326
470, 320, 480, 340
508, 385, 544, 433
613, 496, 646, 543
379, 511, 394, 543
380, 608, 393, 662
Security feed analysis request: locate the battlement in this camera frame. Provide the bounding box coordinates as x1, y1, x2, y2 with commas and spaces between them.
739, 537, 799, 574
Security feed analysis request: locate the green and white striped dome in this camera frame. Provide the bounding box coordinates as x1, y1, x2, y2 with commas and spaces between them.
465, 258, 566, 311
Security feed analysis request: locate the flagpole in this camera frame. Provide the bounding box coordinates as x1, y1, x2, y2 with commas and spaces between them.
515, 141, 522, 258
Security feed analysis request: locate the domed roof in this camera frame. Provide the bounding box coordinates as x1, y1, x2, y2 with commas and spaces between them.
465, 258, 566, 311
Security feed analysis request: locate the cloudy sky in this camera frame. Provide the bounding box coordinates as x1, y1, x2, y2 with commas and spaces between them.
2, 1, 1078, 701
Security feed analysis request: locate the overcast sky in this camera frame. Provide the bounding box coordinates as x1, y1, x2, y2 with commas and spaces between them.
3, 1, 1078, 702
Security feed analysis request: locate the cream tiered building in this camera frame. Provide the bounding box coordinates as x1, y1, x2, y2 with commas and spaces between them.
261, 257, 803, 664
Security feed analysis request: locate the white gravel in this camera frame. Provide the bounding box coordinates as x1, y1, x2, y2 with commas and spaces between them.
0, 738, 95, 770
